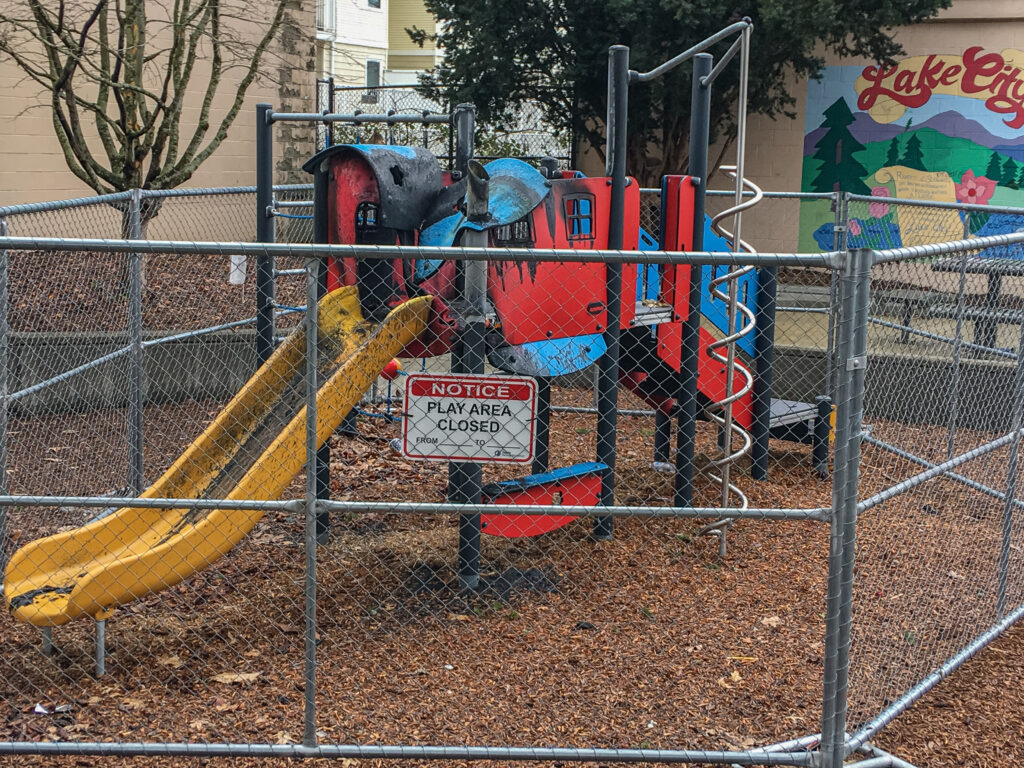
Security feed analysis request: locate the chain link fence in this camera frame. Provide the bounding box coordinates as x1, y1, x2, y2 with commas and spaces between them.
0, 181, 1022, 767
317, 83, 572, 168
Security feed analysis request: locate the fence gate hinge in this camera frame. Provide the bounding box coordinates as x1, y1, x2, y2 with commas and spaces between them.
846, 355, 867, 371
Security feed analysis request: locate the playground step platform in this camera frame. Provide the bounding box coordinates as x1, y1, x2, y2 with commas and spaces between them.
768, 398, 831, 477
632, 301, 674, 327
769, 398, 817, 429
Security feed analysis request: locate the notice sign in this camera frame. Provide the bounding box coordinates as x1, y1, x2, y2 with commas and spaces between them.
402, 374, 537, 463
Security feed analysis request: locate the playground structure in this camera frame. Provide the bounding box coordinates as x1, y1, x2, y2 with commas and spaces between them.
2, 20, 1024, 768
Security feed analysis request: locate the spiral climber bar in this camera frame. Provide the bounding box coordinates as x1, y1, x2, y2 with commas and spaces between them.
697, 168, 762, 556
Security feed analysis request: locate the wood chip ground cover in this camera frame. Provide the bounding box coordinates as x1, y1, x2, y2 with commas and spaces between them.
1, 386, 1021, 768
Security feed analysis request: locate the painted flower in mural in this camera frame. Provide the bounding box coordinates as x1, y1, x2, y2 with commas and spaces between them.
869, 186, 891, 218
955, 170, 996, 205
848, 219, 863, 236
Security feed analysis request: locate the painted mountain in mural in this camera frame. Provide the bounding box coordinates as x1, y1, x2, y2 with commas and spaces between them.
804, 110, 1024, 162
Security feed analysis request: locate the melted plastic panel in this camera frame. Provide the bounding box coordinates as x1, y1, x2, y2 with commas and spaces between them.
487, 177, 640, 346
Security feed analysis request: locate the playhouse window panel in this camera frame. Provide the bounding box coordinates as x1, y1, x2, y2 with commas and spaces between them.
493, 216, 533, 247
565, 195, 596, 244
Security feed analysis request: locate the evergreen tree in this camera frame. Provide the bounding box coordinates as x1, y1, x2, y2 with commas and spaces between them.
901, 132, 926, 171
810, 98, 870, 194
885, 136, 901, 166
985, 151, 1004, 181
1017, 164, 1024, 190
1001, 156, 1019, 189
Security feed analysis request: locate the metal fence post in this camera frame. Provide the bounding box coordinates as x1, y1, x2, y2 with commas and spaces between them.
675, 52, 712, 507
594, 44, 629, 540
303, 255, 320, 748
256, 103, 276, 366
820, 247, 871, 768
996, 316, 1024, 619
0, 216, 7, 573
312, 157, 332, 544
127, 190, 144, 495
824, 192, 845, 402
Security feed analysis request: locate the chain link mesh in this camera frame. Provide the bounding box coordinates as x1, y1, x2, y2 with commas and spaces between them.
1, 184, 1022, 764
322, 86, 572, 168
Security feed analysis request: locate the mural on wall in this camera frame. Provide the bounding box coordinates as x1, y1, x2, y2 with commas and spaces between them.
799, 47, 1024, 252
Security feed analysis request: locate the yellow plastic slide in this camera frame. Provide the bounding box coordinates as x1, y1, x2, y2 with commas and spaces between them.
4, 287, 431, 627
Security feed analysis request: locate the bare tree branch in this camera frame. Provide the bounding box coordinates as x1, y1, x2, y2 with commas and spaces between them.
0, 0, 291, 195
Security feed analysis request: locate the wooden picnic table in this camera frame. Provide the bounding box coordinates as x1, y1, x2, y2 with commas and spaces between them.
930, 255, 1024, 350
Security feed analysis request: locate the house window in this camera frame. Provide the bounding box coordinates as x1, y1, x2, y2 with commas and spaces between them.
492, 216, 533, 247
365, 60, 381, 88
565, 195, 595, 245
368, 0, 380, 8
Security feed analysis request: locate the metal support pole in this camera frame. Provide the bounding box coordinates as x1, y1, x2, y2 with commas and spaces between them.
312, 161, 331, 544
41, 627, 52, 657
453, 104, 475, 180
532, 378, 551, 475
820, 248, 871, 768
256, 103, 277, 366
451, 105, 475, 297
94, 619, 106, 677
450, 113, 484, 590
0, 217, 8, 575
750, 261, 777, 481
127, 190, 144, 495
996, 317, 1024, 619
675, 52, 712, 507
594, 45, 629, 539
303, 256, 320, 747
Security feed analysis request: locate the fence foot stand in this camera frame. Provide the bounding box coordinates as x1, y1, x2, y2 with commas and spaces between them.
41, 627, 53, 657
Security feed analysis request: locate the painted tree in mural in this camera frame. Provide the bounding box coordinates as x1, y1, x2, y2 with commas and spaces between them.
985, 151, 1004, 182
885, 136, 901, 167
1017, 164, 1024, 190
810, 98, 870, 194
900, 133, 926, 171
1001, 157, 1019, 189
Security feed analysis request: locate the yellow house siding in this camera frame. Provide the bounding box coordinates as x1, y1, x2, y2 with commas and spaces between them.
388, 0, 435, 55
387, 53, 437, 71
330, 42, 389, 85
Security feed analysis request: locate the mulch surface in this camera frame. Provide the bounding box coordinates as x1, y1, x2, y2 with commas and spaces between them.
2, 386, 1022, 768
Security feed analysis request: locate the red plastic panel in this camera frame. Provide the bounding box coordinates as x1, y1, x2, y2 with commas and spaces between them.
697, 327, 753, 429
480, 473, 602, 537
487, 177, 640, 345
654, 176, 696, 372
326, 154, 381, 290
